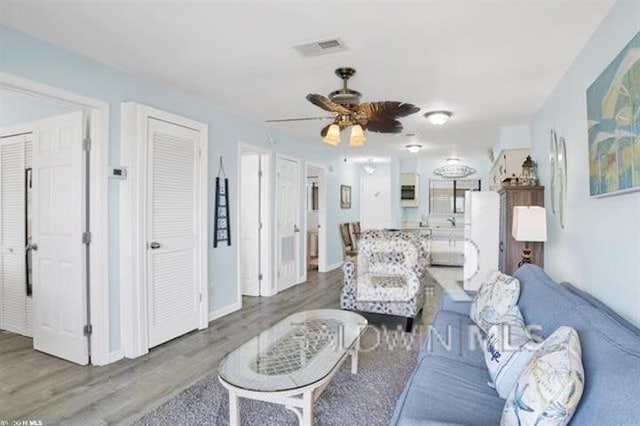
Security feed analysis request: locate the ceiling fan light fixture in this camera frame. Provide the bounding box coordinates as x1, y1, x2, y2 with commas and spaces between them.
424, 110, 453, 126
406, 143, 423, 154
349, 124, 366, 147
323, 124, 341, 145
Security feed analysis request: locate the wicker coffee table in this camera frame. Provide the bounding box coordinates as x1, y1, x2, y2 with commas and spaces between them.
218, 309, 367, 425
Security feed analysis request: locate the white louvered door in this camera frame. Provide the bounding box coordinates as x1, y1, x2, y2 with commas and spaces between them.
146, 118, 200, 348
31, 111, 88, 365
276, 157, 300, 291
0, 133, 27, 336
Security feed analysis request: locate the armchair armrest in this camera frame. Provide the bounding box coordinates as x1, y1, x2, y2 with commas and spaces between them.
342, 260, 356, 291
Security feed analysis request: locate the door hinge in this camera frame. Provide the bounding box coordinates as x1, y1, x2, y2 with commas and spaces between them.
259, 273, 263, 281
83, 324, 93, 336
199, 293, 203, 302
82, 231, 92, 245
259, 221, 263, 230
83, 138, 92, 152
258, 170, 263, 178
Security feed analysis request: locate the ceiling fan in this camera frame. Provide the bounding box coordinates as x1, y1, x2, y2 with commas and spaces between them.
266, 67, 420, 146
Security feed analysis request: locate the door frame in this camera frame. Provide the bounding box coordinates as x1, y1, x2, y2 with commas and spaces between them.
120, 102, 209, 359
236, 143, 272, 299
0, 72, 111, 365
275, 154, 302, 292
303, 162, 328, 278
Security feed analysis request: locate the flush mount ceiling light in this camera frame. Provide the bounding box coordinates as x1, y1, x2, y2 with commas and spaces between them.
433, 157, 476, 178
424, 110, 453, 126
405, 143, 423, 154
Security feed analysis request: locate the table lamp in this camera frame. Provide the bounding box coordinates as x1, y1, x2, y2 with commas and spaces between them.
512, 206, 547, 267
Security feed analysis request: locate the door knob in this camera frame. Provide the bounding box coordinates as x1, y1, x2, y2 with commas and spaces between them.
27, 243, 38, 252
294, 225, 300, 233
149, 242, 161, 249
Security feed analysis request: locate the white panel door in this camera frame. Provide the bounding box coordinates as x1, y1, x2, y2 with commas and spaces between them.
146, 118, 200, 348
31, 111, 88, 365
240, 153, 260, 296
276, 157, 300, 291
0, 133, 28, 336
360, 176, 391, 230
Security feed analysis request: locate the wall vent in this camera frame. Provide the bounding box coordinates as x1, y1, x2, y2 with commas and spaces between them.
294, 38, 348, 57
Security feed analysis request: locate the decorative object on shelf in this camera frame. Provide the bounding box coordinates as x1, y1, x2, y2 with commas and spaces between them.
558, 136, 567, 229
340, 185, 352, 209
266, 67, 420, 147
423, 110, 453, 126
587, 30, 640, 197
519, 155, 538, 186
405, 143, 422, 154
549, 130, 558, 214
213, 156, 231, 247
433, 158, 476, 179
512, 206, 547, 267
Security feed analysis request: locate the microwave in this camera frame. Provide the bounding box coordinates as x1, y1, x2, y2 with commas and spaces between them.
401, 185, 416, 201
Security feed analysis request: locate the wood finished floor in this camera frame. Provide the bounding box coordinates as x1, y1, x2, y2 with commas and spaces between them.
0, 267, 448, 425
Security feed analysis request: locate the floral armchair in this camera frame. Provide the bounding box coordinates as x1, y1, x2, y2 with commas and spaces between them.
340, 230, 430, 332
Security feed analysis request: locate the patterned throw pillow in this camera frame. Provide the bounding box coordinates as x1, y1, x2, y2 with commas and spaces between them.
484, 306, 539, 398
501, 326, 584, 426
470, 270, 520, 333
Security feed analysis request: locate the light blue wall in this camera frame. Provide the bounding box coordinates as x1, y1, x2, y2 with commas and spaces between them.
530, 0, 640, 327
0, 25, 360, 352
0, 89, 76, 126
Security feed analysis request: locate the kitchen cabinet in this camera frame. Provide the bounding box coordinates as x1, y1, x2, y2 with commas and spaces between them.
430, 228, 464, 266
498, 186, 544, 275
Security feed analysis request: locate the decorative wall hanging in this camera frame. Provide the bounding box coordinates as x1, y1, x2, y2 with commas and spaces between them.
213, 156, 231, 247
549, 130, 558, 214
587, 30, 640, 197
433, 158, 476, 178
340, 185, 351, 209
558, 137, 567, 229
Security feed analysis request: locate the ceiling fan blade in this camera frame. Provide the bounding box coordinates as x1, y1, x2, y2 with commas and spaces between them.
363, 119, 404, 134
265, 116, 333, 123
306, 94, 351, 115
356, 101, 420, 121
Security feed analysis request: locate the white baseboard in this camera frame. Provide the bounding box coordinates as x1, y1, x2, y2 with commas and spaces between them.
208, 301, 242, 322
322, 261, 344, 272
108, 349, 124, 363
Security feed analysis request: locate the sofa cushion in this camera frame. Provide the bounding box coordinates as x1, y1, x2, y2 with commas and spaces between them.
440, 291, 475, 316
390, 355, 504, 426
501, 326, 584, 426
484, 306, 538, 398
469, 270, 520, 333
421, 310, 486, 369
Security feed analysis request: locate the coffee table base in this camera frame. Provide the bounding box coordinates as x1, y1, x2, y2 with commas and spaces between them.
219, 346, 359, 426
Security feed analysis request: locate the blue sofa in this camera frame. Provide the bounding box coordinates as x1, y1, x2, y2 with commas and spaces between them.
390, 264, 640, 425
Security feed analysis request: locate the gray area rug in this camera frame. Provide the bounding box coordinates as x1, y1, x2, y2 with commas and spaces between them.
135, 326, 424, 426
136, 272, 446, 426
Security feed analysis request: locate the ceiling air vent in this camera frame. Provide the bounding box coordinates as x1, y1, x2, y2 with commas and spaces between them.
294, 38, 348, 58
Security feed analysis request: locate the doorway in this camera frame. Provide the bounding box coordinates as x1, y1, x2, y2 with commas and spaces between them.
304, 163, 327, 276
276, 155, 301, 291
238, 144, 271, 297
0, 82, 109, 365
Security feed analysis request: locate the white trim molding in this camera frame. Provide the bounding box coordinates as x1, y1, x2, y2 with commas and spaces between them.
324, 261, 344, 272
120, 102, 209, 359
0, 72, 111, 366
208, 301, 242, 322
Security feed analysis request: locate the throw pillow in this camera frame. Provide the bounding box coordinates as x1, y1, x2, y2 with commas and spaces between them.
469, 270, 520, 333
484, 306, 539, 398
501, 326, 584, 426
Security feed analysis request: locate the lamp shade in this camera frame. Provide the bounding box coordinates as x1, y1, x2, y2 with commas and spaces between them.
349, 124, 366, 147
512, 206, 547, 242
323, 124, 340, 145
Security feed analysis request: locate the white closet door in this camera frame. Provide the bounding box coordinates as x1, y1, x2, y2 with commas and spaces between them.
240, 153, 260, 296
0, 133, 27, 336
32, 111, 88, 365
360, 176, 391, 230
276, 157, 300, 291
146, 118, 200, 348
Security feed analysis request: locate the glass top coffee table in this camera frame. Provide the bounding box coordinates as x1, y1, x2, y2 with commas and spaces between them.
218, 309, 367, 425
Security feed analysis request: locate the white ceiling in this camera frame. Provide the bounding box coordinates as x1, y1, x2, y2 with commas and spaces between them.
0, 0, 615, 162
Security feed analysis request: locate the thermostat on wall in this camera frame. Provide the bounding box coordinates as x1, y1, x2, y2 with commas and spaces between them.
109, 167, 128, 180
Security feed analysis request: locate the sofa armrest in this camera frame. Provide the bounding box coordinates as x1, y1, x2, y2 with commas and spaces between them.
440, 291, 475, 316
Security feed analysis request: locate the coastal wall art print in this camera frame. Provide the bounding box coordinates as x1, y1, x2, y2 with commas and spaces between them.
587, 31, 640, 197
